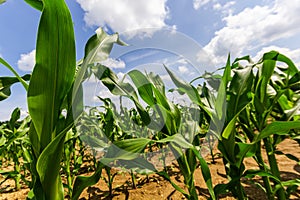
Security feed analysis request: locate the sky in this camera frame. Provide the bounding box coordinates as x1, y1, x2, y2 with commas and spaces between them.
1, 0, 300, 121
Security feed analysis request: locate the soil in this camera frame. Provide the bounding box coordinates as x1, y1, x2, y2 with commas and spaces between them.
1, 139, 299, 200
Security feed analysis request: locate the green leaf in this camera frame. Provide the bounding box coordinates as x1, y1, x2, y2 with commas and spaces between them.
72, 163, 104, 200
104, 138, 151, 161
27, 0, 76, 199
285, 99, 300, 120
94, 64, 151, 125
261, 51, 298, 77
214, 55, 231, 123
164, 65, 211, 116
156, 133, 193, 149
28, 0, 76, 150
227, 66, 253, 119
24, 0, 43, 11
9, 108, 20, 129
0, 58, 30, 91
128, 70, 155, 106
36, 129, 67, 199
157, 171, 190, 198
73, 28, 126, 100
255, 121, 300, 142
0, 75, 30, 101
0, 0, 6, 5
243, 169, 281, 183
191, 148, 216, 200
222, 103, 249, 139
118, 157, 157, 174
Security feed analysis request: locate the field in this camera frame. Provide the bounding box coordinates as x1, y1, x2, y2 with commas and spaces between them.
1, 0, 300, 200
1, 140, 299, 200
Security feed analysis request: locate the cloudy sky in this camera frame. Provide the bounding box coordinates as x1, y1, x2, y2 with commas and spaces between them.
1, 0, 300, 120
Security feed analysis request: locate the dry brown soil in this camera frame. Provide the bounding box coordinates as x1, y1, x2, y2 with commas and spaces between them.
1, 139, 299, 200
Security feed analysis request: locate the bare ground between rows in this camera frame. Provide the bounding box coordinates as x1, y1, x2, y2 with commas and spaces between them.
1, 139, 299, 200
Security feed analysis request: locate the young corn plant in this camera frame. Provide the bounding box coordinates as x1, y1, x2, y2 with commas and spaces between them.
213, 52, 300, 199
247, 51, 300, 199
87, 65, 216, 200
0, 108, 32, 191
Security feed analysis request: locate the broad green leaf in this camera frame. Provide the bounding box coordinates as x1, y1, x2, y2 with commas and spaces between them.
0, 0, 6, 4
259, 59, 276, 103
227, 66, 253, 119
73, 28, 126, 100
27, 0, 76, 199
215, 55, 231, 122
255, 121, 300, 142
243, 169, 281, 183
156, 133, 193, 149
261, 51, 298, 77
235, 142, 255, 168
147, 72, 165, 96
36, 123, 72, 200
104, 138, 151, 160
191, 147, 216, 199
222, 103, 249, 139
36, 138, 64, 199
288, 71, 300, 85
28, 0, 76, 149
164, 65, 211, 116
94, 64, 151, 125
128, 70, 155, 106
72, 163, 104, 200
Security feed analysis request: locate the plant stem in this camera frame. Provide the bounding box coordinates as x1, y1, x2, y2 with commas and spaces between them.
255, 142, 274, 200
263, 138, 286, 200
130, 169, 136, 189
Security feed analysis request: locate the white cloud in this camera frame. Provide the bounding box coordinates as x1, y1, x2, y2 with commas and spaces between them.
100, 58, 126, 69
213, 1, 235, 15
117, 72, 125, 79
18, 50, 35, 71
213, 3, 222, 10
178, 66, 188, 74
76, 0, 169, 37
203, 0, 300, 64
193, 0, 212, 10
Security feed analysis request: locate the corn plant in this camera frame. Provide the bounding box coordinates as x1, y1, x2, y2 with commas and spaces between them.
82, 64, 216, 199
1, 0, 124, 198
0, 108, 32, 191
240, 51, 300, 199
211, 52, 300, 199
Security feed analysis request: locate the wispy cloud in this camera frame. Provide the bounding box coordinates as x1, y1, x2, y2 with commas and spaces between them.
193, 0, 212, 10
100, 58, 126, 69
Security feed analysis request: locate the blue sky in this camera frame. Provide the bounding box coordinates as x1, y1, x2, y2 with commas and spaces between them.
1, 0, 300, 120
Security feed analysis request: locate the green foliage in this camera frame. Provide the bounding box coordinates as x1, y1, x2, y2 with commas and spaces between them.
0, 1, 299, 199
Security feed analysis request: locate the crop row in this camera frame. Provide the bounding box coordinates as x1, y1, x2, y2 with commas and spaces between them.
0, 0, 300, 199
